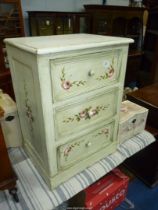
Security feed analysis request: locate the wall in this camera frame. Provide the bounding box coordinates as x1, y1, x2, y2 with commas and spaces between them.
21, 0, 129, 35
21, 0, 77, 35
21, 0, 76, 12
75, 0, 129, 11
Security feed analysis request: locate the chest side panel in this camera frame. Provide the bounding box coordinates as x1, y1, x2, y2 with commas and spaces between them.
6, 47, 55, 176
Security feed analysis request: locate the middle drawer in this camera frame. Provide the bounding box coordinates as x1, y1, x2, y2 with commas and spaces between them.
54, 88, 119, 139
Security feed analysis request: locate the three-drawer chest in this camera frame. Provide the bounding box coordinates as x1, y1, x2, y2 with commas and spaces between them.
5, 34, 133, 189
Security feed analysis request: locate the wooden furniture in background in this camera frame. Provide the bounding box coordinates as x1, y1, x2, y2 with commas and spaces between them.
0, 106, 18, 202
0, 0, 24, 99
127, 83, 158, 129
124, 83, 158, 187
143, 0, 158, 8
141, 7, 158, 86
84, 5, 146, 86
28, 11, 91, 36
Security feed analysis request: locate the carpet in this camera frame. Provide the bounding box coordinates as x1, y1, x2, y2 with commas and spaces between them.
116, 178, 158, 210
0, 131, 155, 210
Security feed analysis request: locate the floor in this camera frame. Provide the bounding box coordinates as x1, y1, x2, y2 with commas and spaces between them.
1, 174, 158, 210
116, 178, 158, 210
0, 131, 156, 210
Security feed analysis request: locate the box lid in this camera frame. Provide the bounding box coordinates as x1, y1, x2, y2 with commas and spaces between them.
5, 34, 133, 55
120, 100, 148, 123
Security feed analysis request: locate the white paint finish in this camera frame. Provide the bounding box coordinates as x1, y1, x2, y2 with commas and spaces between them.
5, 34, 133, 55
6, 34, 131, 189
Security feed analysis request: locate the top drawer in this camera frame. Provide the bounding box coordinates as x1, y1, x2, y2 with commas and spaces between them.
50, 49, 122, 102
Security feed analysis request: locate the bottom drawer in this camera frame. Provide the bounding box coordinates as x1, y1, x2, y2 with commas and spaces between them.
58, 120, 116, 169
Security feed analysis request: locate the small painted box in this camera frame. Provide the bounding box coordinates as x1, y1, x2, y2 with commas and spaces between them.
0, 90, 22, 147
85, 168, 129, 210
118, 100, 148, 144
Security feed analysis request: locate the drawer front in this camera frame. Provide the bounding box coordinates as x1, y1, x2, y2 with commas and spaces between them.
58, 121, 115, 169
55, 88, 118, 139
133, 112, 148, 134
51, 49, 122, 101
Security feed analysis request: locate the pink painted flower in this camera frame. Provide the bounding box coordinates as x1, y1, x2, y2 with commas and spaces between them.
64, 147, 71, 156
107, 67, 114, 78
61, 80, 72, 90
121, 105, 128, 113
88, 109, 97, 117
79, 111, 86, 118
102, 128, 109, 134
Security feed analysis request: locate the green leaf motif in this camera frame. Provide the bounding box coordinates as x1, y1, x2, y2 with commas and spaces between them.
60, 68, 86, 90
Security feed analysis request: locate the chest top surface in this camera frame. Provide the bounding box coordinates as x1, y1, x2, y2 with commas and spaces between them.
5, 34, 133, 55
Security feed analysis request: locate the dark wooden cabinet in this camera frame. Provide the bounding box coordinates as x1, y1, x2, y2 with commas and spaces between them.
28, 6, 146, 87
0, 107, 18, 201
84, 5, 146, 86
0, 71, 14, 100
28, 11, 91, 36
141, 7, 158, 85
0, 0, 24, 99
143, 0, 158, 8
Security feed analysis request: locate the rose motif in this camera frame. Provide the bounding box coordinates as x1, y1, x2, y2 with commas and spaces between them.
88, 109, 97, 117
63, 142, 81, 158
61, 80, 72, 90
63, 105, 107, 123
121, 105, 128, 113
107, 67, 114, 78
64, 147, 71, 156
60, 69, 86, 90
26, 111, 32, 119
102, 128, 109, 134
79, 111, 87, 118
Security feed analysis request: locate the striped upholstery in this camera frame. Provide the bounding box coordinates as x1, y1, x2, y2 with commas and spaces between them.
0, 130, 155, 210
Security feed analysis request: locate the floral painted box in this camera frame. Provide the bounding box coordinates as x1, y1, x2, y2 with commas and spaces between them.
5, 34, 133, 189
118, 100, 148, 144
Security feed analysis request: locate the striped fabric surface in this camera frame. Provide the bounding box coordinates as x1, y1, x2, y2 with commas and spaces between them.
0, 130, 155, 210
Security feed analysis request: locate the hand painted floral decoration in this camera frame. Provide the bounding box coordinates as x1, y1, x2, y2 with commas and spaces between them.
60, 68, 86, 90
63, 105, 109, 123
24, 81, 34, 132
96, 57, 115, 81
63, 141, 81, 160
96, 128, 109, 137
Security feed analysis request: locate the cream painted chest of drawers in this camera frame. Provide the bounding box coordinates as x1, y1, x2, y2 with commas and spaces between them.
5, 34, 133, 189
